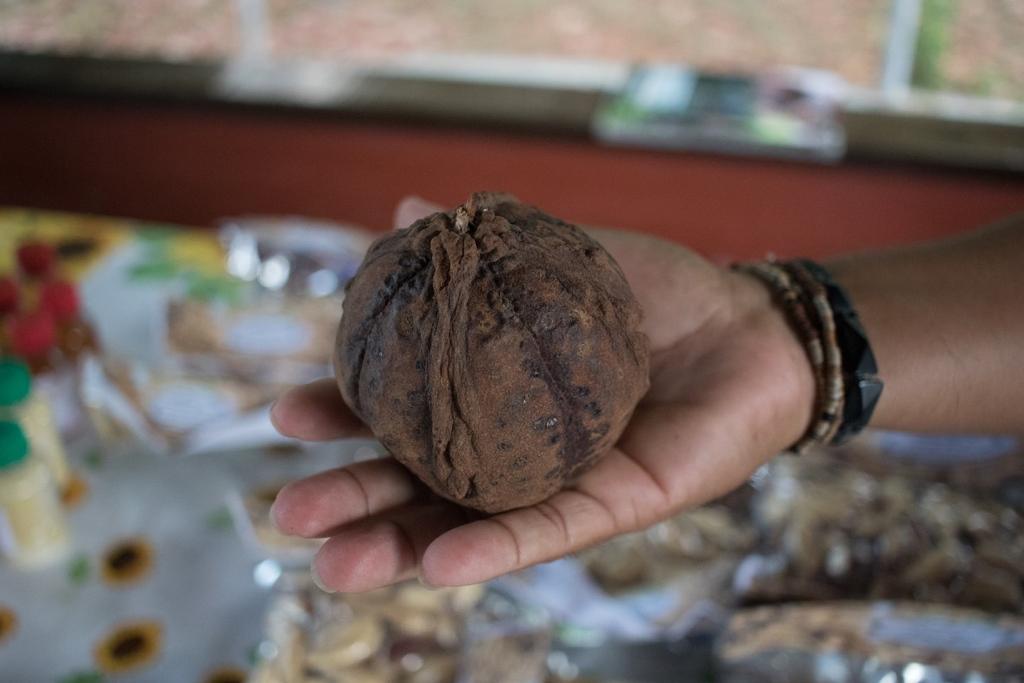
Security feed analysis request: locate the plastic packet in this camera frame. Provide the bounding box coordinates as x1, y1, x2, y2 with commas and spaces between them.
219, 217, 374, 298
717, 602, 1024, 682
582, 504, 757, 594
837, 431, 1024, 511
249, 571, 490, 683
163, 294, 336, 386
457, 590, 552, 683
154, 215, 375, 392
229, 481, 324, 567
736, 454, 1024, 612
227, 439, 387, 567
80, 355, 291, 455
155, 214, 376, 391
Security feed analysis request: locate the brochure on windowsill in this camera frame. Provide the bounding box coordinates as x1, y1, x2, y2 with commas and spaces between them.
593, 64, 846, 162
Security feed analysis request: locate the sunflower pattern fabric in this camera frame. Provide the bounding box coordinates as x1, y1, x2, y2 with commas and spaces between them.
0, 210, 337, 682
0, 439, 277, 682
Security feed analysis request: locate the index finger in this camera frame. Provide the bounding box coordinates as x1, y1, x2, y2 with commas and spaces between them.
419, 445, 675, 587
271, 378, 372, 441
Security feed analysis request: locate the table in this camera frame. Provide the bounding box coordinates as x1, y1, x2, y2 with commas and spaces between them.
0, 209, 356, 683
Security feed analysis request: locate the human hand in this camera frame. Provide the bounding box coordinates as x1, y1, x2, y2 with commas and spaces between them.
270, 197, 815, 592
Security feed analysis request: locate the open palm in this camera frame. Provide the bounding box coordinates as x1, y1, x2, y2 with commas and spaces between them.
270, 200, 813, 592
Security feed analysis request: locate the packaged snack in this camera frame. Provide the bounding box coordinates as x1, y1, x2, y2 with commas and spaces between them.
228, 439, 387, 564
81, 356, 287, 455
249, 573, 490, 683
220, 217, 373, 298
737, 454, 1024, 612
717, 602, 1024, 682
164, 295, 335, 385
840, 431, 1024, 510
458, 590, 552, 683
579, 494, 757, 596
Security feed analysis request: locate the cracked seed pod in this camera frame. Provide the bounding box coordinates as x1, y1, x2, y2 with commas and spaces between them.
335, 192, 649, 513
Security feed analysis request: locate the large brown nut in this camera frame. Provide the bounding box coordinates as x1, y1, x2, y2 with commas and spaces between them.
335, 193, 650, 513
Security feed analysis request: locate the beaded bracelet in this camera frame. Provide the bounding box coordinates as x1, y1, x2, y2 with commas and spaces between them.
733, 259, 845, 453
784, 260, 845, 444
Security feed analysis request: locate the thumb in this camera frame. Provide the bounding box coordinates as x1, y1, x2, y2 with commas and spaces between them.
393, 196, 445, 230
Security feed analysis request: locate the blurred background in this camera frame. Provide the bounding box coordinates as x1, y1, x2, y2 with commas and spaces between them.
1, 0, 1022, 98
0, 3, 1022, 683
1, 0, 1023, 257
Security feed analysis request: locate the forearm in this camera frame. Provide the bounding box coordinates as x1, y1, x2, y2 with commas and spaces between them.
826, 215, 1024, 433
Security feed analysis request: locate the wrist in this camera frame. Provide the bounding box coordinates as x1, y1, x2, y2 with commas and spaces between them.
824, 259, 897, 428
734, 257, 886, 450
725, 269, 818, 453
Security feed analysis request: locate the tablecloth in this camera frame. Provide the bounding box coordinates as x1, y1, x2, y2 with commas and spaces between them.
0, 209, 347, 683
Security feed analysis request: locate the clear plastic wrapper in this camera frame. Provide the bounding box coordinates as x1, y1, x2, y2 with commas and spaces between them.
228, 481, 324, 567
736, 454, 1024, 612
227, 440, 388, 565
247, 571, 520, 683
75, 214, 379, 455
838, 431, 1024, 511
717, 602, 1024, 683
582, 504, 757, 594
164, 293, 336, 386
219, 217, 374, 299
458, 591, 552, 683
80, 355, 289, 455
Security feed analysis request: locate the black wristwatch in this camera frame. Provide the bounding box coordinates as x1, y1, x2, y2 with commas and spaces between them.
797, 259, 883, 443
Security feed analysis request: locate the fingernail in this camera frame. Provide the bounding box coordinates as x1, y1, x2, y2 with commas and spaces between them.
311, 563, 335, 593
268, 496, 283, 531
268, 400, 281, 430
417, 574, 438, 591
268, 482, 291, 532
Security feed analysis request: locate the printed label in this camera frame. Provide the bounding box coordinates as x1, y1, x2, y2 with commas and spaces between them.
224, 314, 312, 356
869, 604, 1024, 654
147, 384, 238, 432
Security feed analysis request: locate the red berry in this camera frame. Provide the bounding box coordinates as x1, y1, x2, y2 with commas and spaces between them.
40, 280, 80, 321
16, 241, 57, 278
0, 277, 17, 314
8, 310, 56, 358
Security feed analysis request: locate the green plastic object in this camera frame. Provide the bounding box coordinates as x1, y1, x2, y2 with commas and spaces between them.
0, 420, 29, 469
0, 358, 31, 407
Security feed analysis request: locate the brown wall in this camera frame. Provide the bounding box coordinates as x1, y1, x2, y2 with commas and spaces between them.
1, 94, 1022, 260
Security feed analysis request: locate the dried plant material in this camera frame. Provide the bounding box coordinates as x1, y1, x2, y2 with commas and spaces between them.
251, 579, 487, 683
720, 602, 1024, 680
336, 193, 649, 512
738, 455, 1024, 612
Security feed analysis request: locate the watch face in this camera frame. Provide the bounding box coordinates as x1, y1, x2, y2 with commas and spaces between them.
837, 375, 884, 442
860, 376, 884, 412
806, 258, 882, 443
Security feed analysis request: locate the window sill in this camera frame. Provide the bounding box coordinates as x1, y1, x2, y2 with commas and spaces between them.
1, 50, 1022, 173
